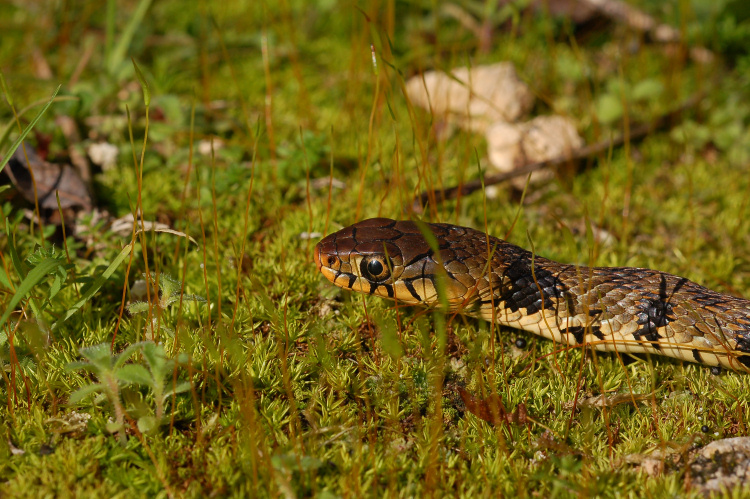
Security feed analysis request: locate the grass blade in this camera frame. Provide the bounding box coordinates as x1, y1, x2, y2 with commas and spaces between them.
0, 256, 65, 331
51, 243, 134, 330
108, 0, 153, 74
132, 58, 151, 107
0, 84, 61, 172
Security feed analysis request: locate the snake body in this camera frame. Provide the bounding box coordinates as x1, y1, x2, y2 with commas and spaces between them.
314, 218, 750, 371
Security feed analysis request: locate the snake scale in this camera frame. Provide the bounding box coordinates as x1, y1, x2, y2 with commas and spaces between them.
314, 218, 750, 371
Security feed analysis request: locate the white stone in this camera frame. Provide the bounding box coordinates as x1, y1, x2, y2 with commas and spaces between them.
87, 142, 119, 170
486, 115, 583, 189
405, 62, 535, 133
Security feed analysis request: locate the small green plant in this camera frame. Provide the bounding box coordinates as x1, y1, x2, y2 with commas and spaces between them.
66, 341, 191, 441
66, 342, 145, 445
127, 272, 204, 338
129, 341, 191, 432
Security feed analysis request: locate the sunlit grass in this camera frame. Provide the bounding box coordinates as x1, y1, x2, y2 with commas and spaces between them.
1, 0, 750, 497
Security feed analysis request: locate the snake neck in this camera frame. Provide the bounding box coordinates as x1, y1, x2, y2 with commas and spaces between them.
428, 222, 562, 317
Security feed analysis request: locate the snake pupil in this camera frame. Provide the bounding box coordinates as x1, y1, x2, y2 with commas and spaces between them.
367, 259, 384, 277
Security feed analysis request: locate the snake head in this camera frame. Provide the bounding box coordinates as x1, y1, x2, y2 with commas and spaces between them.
315, 218, 486, 309
314, 218, 409, 302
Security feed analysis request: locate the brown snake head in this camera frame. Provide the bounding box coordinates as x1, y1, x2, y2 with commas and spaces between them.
314, 218, 494, 310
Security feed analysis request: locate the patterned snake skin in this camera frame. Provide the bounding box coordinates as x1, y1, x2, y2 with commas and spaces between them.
314, 218, 750, 371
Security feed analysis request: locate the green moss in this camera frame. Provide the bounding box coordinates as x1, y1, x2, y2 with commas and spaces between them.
1, 0, 749, 496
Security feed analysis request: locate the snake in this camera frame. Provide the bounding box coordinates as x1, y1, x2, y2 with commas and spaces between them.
314, 218, 750, 371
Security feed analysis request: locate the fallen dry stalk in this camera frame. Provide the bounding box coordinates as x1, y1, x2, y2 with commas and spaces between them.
410, 92, 704, 213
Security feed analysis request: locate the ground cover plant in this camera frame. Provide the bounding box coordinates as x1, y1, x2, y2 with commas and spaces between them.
2, 0, 750, 497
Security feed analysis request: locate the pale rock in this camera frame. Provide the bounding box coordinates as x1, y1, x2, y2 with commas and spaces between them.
486, 115, 583, 189
687, 437, 750, 496
405, 62, 534, 133
198, 138, 224, 156
88, 142, 119, 170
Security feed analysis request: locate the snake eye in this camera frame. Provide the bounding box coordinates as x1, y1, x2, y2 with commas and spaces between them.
368, 259, 383, 276
361, 256, 390, 281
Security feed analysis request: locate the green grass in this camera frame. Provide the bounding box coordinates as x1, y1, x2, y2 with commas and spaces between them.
2, 0, 750, 497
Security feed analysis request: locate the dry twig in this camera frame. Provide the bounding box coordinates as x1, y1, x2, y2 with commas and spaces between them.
411, 92, 704, 213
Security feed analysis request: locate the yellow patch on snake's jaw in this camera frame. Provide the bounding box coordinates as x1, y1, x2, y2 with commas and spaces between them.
317, 242, 474, 309
317, 253, 424, 305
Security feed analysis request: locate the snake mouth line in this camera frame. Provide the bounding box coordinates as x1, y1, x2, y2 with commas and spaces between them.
313, 243, 323, 271
316, 239, 420, 302
314, 243, 341, 286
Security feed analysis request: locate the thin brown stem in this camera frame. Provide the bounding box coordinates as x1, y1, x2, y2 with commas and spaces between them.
410, 93, 704, 213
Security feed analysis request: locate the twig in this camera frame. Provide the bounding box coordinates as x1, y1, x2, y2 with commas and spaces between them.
410, 92, 704, 213
582, 0, 714, 64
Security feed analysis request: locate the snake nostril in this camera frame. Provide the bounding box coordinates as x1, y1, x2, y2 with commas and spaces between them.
327, 255, 337, 266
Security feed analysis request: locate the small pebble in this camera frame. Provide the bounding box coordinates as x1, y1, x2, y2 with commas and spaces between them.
701, 425, 710, 433
515, 338, 527, 349
300, 232, 323, 240
87, 142, 119, 170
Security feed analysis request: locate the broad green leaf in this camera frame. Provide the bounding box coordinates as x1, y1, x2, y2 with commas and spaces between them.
105, 420, 123, 434
65, 361, 95, 372
159, 273, 181, 298
79, 343, 114, 372
161, 381, 191, 404
113, 341, 147, 369
48, 273, 64, 302
127, 301, 151, 315
79, 343, 112, 363
68, 383, 105, 404
25, 246, 69, 304
115, 364, 153, 386
182, 293, 205, 304
170, 380, 191, 395
142, 342, 169, 377
137, 415, 158, 433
